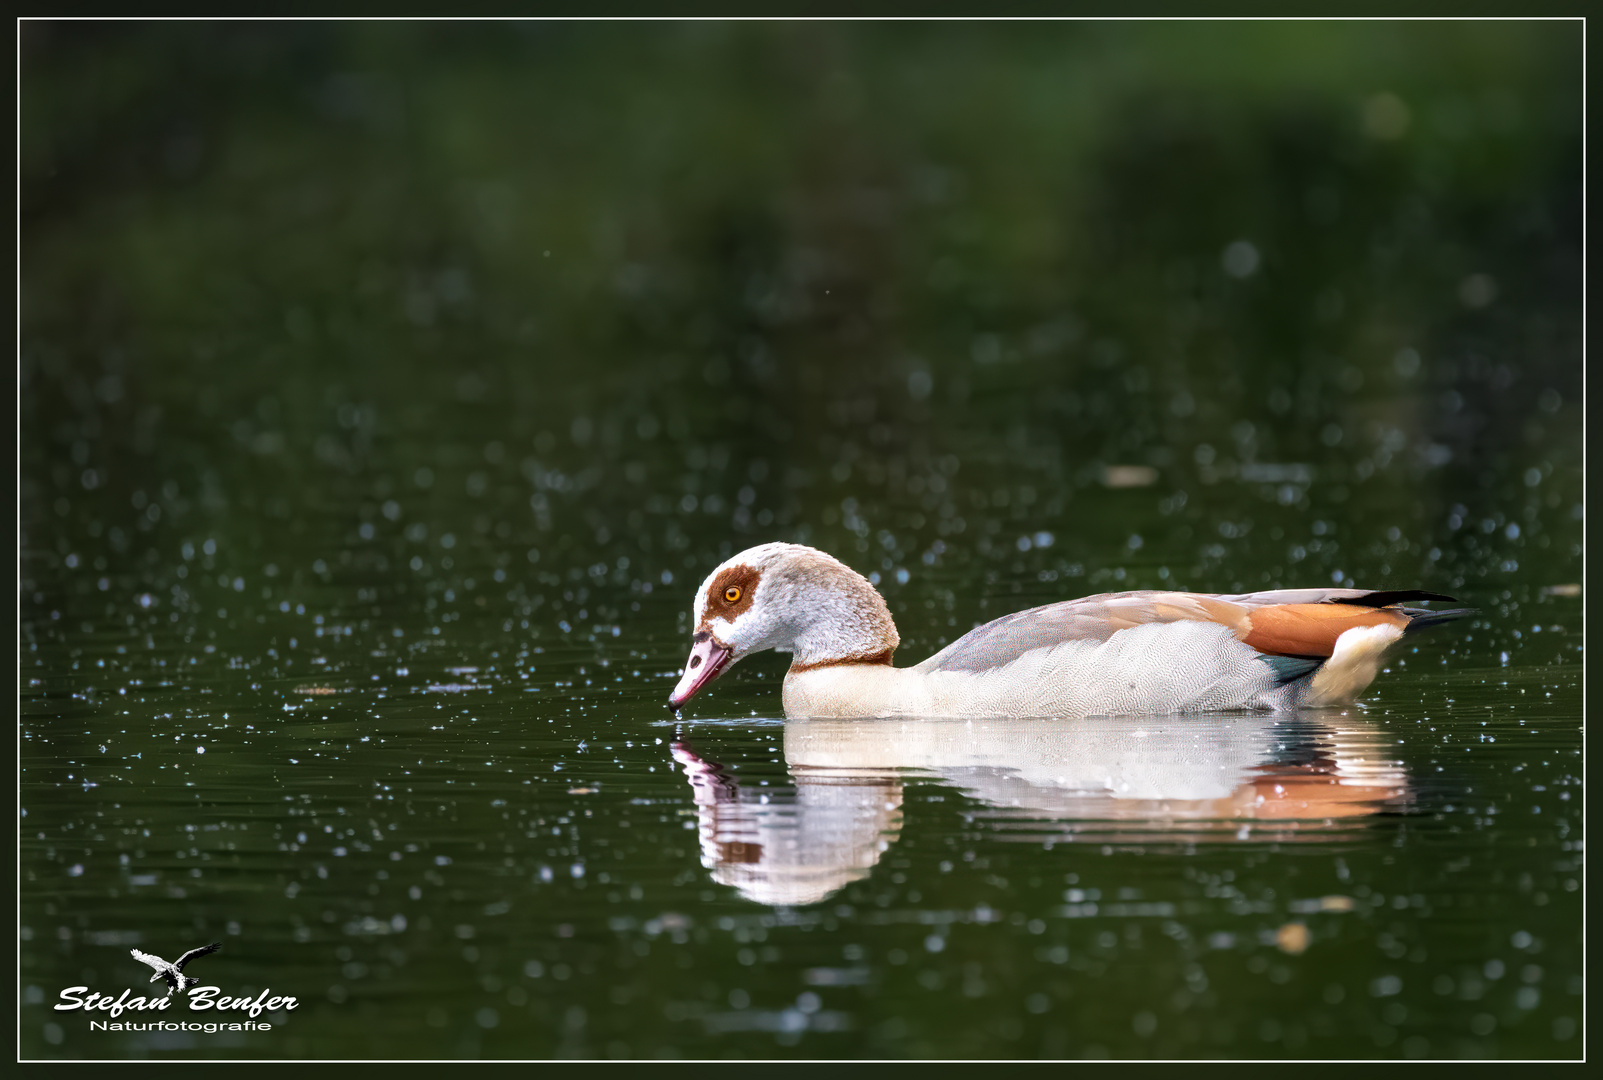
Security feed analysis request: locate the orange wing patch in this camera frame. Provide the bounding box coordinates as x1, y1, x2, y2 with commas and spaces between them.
1242, 604, 1408, 659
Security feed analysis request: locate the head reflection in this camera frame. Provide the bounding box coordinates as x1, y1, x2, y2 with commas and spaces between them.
670, 711, 1409, 907
671, 740, 902, 907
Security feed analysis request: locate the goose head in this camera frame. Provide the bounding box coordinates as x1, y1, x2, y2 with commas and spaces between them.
668, 542, 899, 710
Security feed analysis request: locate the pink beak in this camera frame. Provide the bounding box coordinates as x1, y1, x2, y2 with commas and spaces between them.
668, 631, 733, 711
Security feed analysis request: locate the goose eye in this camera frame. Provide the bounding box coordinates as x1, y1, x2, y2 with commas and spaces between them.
724, 586, 742, 604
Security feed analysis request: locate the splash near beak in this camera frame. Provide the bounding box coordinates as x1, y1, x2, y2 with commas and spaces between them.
668, 631, 733, 710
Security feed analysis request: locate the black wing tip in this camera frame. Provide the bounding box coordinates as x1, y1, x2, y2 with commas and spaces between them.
1403, 607, 1477, 632
1334, 590, 1459, 608
177, 942, 223, 966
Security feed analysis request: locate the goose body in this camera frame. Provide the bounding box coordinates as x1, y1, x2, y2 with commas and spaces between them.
668, 543, 1466, 720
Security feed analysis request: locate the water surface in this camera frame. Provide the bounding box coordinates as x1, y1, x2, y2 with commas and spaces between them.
20, 21, 1582, 1060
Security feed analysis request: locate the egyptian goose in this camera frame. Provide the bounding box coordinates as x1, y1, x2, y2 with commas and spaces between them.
667, 542, 1467, 719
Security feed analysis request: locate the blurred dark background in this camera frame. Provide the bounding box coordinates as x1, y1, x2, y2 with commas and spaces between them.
21, 20, 1582, 657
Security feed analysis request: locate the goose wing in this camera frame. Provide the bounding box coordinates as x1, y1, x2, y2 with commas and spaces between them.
915, 589, 1453, 674
174, 942, 222, 970
130, 949, 171, 972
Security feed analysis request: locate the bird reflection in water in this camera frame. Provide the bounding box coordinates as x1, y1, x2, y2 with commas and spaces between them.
670, 711, 1410, 907
671, 740, 903, 907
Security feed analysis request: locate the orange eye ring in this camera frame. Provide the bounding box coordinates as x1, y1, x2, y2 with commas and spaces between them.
724, 586, 742, 604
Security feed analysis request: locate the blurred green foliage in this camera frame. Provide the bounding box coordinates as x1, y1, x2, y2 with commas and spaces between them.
21, 19, 1581, 604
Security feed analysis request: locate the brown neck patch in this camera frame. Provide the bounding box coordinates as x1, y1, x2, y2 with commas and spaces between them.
788, 647, 896, 675
716, 839, 764, 864
700, 564, 761, 627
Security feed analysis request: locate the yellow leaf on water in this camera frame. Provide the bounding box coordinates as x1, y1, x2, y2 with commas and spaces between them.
1101, 464, 1159, 488
1276, 921, 1311, 954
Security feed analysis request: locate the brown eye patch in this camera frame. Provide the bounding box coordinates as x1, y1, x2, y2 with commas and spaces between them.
704, 565, 759, 623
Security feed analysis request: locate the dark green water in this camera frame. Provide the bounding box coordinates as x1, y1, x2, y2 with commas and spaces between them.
20, 22, 1581, 1060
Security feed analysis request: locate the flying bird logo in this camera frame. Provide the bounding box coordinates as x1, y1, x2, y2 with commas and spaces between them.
129, 942, 222, 996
